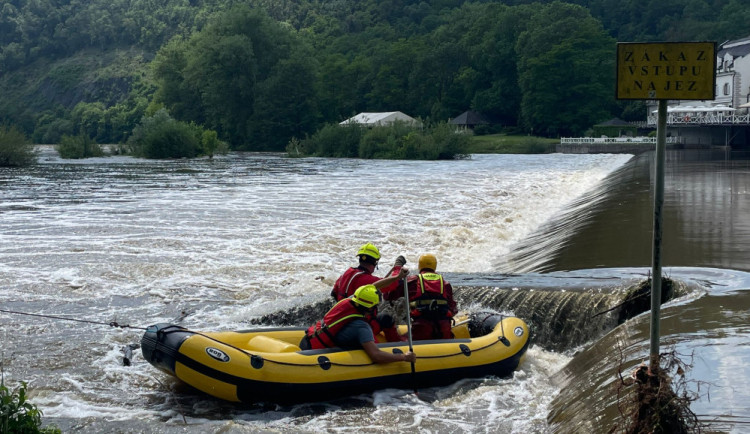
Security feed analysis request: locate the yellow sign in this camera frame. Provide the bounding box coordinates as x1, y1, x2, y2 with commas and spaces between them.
616, 42, 716, 100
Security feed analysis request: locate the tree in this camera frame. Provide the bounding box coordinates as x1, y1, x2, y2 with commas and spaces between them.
0, 124, 36, 167
316, 53, 372, 121
152, 5, 320, 150
516, 2, 615, 137
182, 31, 257, 142
57, 133, 104, 159
717, 0, 750, 41
127, 108, 199, 158
151, 36, 203, 125
250, 48, 320, 150
70, 102, 107, 141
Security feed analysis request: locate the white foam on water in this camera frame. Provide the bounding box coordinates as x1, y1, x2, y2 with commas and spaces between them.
0, 152, 632, 431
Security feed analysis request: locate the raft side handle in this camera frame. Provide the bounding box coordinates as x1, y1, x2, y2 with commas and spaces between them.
498, 314, 511, 346
317, 356, 332, 370
251, 355, 264, 369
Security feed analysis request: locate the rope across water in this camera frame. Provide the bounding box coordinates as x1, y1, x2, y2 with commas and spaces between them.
0, 307, 147, 330
2, 307, 510, 368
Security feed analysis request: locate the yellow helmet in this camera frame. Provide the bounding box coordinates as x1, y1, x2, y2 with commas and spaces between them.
352, 284, 382, 309
357, 243, 381, 261
418, 253, 437, 271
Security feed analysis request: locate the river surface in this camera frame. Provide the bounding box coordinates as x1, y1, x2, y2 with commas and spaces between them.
1, 148, 749, 433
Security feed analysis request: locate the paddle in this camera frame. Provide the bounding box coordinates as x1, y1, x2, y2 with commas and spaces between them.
403, 273, 418, 395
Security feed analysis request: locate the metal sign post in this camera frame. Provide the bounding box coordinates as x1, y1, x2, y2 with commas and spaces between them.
650, 99, 667, 368
616, 41, 715, 371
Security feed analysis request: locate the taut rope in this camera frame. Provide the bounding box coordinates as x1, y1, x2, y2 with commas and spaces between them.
0, 308, 147, 330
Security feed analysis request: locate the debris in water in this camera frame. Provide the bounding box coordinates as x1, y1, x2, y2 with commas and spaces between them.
122, 343, 140, 366
611, 348, 706, 434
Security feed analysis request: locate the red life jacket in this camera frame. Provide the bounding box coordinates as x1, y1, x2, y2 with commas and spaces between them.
410, 273, 452, 319
331, 267, 371, 301
305, 298, 375, 349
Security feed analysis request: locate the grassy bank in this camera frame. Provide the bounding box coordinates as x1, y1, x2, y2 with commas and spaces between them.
467, 134, 558, 154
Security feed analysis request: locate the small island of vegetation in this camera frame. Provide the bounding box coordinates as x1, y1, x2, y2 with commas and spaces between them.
288, 121, 471, 160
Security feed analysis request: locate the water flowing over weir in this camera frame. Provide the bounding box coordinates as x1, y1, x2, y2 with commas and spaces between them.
254, 270, 683, 354
508, 151, 750, 433
452, 281, 625, 353
4, 150, 750, 432
503, 150, 750, 273
495, 160, 647, 273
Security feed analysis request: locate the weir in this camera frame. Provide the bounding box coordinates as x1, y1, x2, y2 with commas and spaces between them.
453, 286, 621, 352
252, 271, 675, 354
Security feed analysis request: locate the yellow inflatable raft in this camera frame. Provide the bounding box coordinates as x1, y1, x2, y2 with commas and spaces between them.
141, 312, 530, 404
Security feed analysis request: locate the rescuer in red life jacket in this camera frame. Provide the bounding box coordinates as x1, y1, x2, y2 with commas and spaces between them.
405, 253, 457, 340
331, 243, 408, 342
300, 284, 417, 364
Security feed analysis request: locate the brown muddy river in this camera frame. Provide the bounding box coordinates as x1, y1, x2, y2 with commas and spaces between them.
1, 148, 749, 432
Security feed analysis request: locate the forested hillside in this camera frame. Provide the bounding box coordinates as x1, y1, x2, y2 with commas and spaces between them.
1, 0, 748, 149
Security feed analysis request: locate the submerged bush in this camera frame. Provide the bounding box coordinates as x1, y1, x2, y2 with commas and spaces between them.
127, 109, 227, 159
290, 121, 469, 160
287, 122, 364, 158
426, 122, 471, 159
56, 134, 105, 159
0, 378, 61, 434
200, 129, 229, 159
0, 125, 37, 167
359, 121, 415, 159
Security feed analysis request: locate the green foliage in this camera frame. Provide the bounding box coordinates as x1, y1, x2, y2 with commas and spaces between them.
291, 122, 365, 158
2, 49, 153, 144
592, 124, 638, 138
56, 134, 105, 159
70, 102, 107, 142
127, 108, 199, 158
618, 101, 648, 122
516, 2, 615, 137
127, 108, 226, 159
0, 0, 746, 148
293, 121, 469, 160
0, 125, 36, 167
32, 110, 75, 144
428, 122, 473, 159
467, 133, 558, 154
358, 121, 417, 159
286, 137, 304, 157
152, 5, 320, 150
0, 378, 61, 434
200, 129, 229, 159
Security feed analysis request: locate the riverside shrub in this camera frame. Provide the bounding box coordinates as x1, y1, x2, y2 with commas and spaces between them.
290, 121, 469, 160
127, 109, 199, 158
295, 122, 364, 157
56, 134, 105, 159
0, 380, 61, 434
0, 125, 37, 167
200, 130, 228, 159
427, 122, 470, 159
127, 109, 226, 159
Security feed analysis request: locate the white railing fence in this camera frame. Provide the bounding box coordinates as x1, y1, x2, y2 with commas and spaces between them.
646, 113, 750, 126
560, 137, 684, 144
